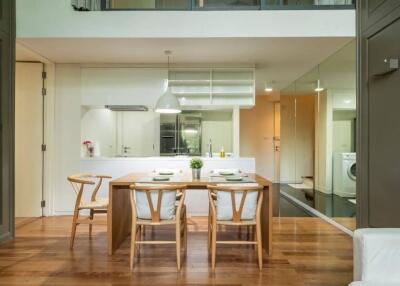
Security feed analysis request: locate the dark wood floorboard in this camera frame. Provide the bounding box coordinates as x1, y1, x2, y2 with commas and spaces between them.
0, 216, 353, 286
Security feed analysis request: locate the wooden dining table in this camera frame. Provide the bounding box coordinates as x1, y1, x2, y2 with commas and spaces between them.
107, 172, 273, 256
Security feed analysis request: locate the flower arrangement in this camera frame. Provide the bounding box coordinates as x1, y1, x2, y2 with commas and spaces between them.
82, 140, 94, 157
190, 158, 203, 169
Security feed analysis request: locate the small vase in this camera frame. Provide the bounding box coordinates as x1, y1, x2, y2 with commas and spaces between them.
88, 146, 94, 157
192, 168, 201, 180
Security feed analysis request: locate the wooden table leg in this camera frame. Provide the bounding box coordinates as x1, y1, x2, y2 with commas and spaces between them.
108, 185, 132, 255
261, 183, 272, 256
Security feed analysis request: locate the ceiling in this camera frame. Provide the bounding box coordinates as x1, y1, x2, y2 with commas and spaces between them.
17, 37, 354, 94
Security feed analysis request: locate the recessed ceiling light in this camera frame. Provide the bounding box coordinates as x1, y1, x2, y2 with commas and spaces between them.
344, 99, 351, 104
264, 82, 274, 92
314, 79, 324, 92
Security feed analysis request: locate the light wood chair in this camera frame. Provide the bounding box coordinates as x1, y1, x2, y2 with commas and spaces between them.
207, 184, 264, 270
67, 174, 112, 249
129, 184, 187, 271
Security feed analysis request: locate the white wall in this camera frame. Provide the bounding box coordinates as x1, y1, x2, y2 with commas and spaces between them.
81, 107, 117, 157
16, 0, 356, 38
54, 64, 82, 214
81, 67, 167, 106
116, 111, 160, 156
315, 90, 333, 194
201, 111, 233, 155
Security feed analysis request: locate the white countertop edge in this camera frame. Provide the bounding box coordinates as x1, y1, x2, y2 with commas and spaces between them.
81, 156, 255, 161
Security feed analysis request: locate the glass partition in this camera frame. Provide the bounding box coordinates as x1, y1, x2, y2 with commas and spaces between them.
194, 0, 260, 9
105, 0, 191, 10
279, 40, 356, 231
102, 0, 354, 10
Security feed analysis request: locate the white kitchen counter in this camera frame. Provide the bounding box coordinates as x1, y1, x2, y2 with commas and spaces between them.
80, 156, 255, 174
80, 156, 255, 215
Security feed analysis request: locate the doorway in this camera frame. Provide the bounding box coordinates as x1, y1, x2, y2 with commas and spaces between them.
15, 62, 44, 217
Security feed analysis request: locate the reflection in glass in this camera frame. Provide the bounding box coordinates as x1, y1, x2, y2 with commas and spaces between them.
196, 0, 260, 8
108, 0, 190, 9
279, 40, 356, 231
265, 0, 353, 6
105, 0, 354, 9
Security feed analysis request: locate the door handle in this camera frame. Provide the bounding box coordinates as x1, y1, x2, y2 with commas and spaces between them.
373, 58, 399, 77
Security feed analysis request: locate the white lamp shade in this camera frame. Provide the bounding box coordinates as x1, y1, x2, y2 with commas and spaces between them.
155, 87, 181, 114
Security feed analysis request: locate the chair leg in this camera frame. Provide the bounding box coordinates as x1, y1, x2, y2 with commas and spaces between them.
211, 221, 217, 271
136, 225, 141, 253
183, 209, 187, 252
176, 221, 181, 270
89, 209, 94, 238
70, 210, 79, 250
130, 221, 137, 270
208, 207, 212, 252
256, 221, 263, 271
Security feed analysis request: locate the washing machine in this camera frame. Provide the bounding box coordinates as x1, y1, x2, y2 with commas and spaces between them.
333, 152, 356, 198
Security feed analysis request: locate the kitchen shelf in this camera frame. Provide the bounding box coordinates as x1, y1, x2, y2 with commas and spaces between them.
169, 68, 255, 107
168, 79, 211, 86
212, 80, 254, 85
212, 92, 253, 96
173, 91, 210, 96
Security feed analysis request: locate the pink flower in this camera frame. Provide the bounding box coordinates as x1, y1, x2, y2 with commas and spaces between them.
82, 140, 92, 145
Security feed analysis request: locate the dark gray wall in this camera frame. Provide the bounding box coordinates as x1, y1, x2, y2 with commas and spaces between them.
0, 0, 15, 243
357, 0, 400, 227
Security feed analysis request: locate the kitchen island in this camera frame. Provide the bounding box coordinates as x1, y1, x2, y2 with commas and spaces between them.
81, 156, 255, 175
80, 156, 256, 215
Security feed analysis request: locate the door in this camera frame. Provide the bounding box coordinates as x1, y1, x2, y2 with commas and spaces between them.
0, 0, 10, 32
0, 0, 15, 243
273, 102, 280, 183
365, 18, 400, 227
15, 63, 43, 217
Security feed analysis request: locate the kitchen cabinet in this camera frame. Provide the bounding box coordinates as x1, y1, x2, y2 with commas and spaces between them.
169, 68, 255, 107
81, 67, 255, 108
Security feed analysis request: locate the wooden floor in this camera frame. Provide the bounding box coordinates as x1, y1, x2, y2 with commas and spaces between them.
333, 218, 356, 231
0, 216, 353, 286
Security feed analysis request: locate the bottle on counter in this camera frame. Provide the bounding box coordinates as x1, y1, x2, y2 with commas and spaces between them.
208, 138, 213, 158
220, 146, 225, 158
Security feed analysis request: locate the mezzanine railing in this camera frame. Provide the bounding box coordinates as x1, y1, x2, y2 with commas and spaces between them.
100, 0, 355, 11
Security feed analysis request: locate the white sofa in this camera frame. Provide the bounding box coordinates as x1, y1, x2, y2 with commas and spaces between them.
350, 228, 400, 286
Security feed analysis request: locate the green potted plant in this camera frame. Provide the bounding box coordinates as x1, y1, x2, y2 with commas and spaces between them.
190, 158, 203, 180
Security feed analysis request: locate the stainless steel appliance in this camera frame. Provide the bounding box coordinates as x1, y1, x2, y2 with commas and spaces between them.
160, 112, 202, 156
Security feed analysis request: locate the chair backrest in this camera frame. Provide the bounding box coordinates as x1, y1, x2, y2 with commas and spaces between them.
130, 184, 186, 222
208, 184, 263, 222
67, 174, 111, 208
